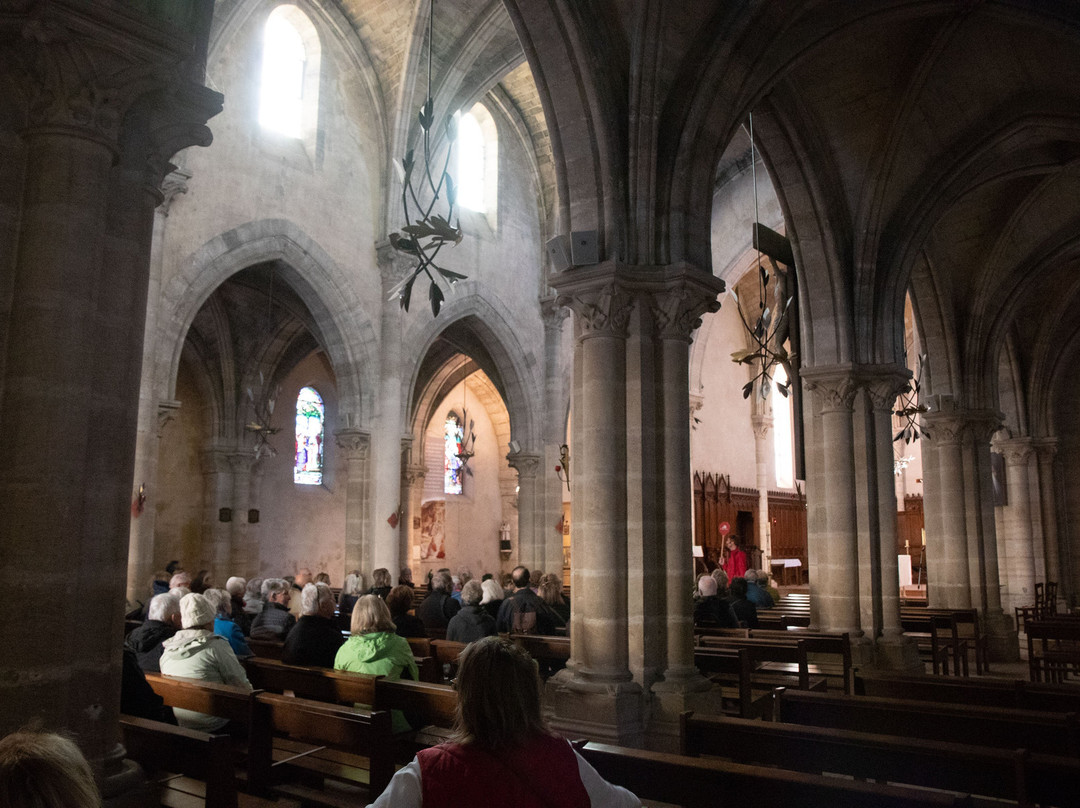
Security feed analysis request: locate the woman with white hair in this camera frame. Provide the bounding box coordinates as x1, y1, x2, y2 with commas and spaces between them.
282, 583, 344, 668
160, 593, 253, 732
124, 591, 181, 672
204, 588, 253, 658
478, 577, 504, 620
339, 570, 363, 618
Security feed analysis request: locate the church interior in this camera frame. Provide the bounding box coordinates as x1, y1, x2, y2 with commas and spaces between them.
3, 0, 1080, 802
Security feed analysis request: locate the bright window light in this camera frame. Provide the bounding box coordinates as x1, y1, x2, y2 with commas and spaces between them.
773, 365, 795, 489
456, 111, 486, 211
260, 11, 306, 138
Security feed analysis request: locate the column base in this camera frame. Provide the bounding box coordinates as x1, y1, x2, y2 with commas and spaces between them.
647, 676, 726, 753
983, 609, 1020, 662
545, 670, 645, 747
100, 757, 152, 808
870, 632, 922, 672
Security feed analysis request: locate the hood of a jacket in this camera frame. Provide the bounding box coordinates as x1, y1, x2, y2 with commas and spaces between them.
161, 628, 227, 658
343, 631, 406, 664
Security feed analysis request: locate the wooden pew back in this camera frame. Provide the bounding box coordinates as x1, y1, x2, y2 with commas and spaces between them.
242, 657, 378, 705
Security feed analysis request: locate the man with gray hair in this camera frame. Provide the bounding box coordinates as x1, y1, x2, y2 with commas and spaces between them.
744, 569, 775, 609
288, 567, 313, 620
282, 582, 344, 667
446, 580, 496, 643
249, 578, 296, 640
224, 576, 250, 634
417, 570, 460, 633
125, 592, 181, 672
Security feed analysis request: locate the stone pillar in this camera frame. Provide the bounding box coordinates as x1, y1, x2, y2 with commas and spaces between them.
402, 460, 427, 575
967, 411, 1017, 660
995, 438, 1038, 616
860, 370, 917, 668
540, 298, 571, 576
751, 413, 773, 565
1034, 439, 1060, 593
0, 2, 221, 792
371, 244, 411, 574
922, 404, 973, 609
227, 451, 258, 575
336, 429, 372, 580
200, 446, 235, 571
507, 452, 542, 569
126, 170, 190, 606
802, 368, 863, 637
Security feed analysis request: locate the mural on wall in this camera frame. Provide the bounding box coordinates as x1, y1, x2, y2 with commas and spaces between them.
420, 500, 446, 560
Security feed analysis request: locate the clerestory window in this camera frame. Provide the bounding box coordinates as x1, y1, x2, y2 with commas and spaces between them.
259, 5, 321, 141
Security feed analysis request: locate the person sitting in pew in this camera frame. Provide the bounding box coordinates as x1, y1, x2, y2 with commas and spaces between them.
744, 569, 775, 609
479, 578, 504, 621
125, 592, 181, 673
203, 588, 253, 659
224, 577, 249, 635
0, 730, 101, 808
387, 584, 427, 639
336, 595, 419, 733
160, 593, 253, 732
539, 575, 570, 628
447, 580, 497, 643
366, 636, 641, 808
693, 575, 739, 629
249, 578, 296, 641
417, 571, 461, 634
729, 577, 759, 629
283, 582, 345, 667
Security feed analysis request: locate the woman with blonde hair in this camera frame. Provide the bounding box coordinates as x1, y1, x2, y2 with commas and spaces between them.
0, 730, 100, 808
335, 595, 418, 732
366, 636, 639, 807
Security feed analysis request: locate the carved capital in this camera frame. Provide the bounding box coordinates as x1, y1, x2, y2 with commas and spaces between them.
506, 451, 542, 479
403, 463, 427, 486
995, 437, 1034, 467
540, 296, 570, 331
1033, 438, 1058, 465
802, 367, 860, 414
964, 409, 1004, 444
921, 411, 966, 444
856, 366, 911, 411
199, 445, 232, 475
751, 414, 772, 440
556, 283, 635, 338
157, 168, 191, 216
156, 399, 181, 439
335, 428, 371, 460
650, 283, 721, 342
376, 239, 419, 287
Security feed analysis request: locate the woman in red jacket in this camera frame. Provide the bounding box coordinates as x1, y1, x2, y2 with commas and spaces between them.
366, 636, 640, 807
722, 535, 747, 579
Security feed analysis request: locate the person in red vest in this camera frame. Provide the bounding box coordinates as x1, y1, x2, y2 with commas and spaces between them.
366, 636, 641, 808
722, 535, 747, 579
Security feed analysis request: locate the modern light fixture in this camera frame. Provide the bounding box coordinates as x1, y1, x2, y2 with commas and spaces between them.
388, 0, 465, 316
729, 112, 794, 401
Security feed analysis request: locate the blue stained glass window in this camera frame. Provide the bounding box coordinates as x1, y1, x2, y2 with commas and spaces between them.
444, 412, 464, 495
294, 386, 324, 485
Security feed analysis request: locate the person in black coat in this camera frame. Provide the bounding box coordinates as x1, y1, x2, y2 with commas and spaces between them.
417, 571, 461, 633
729, 576, 759, 629
125, 592, 182, 672
367, 567, 392, 600
446, 581, 496, 643
693, 575, 739, 629
282, 582, 345, 668
387, 584, 427, 638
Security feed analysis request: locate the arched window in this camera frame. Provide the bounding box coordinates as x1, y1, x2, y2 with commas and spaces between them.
455, 103, 498, 226
294, 386, 324, 485
259, 5, 321, 140
444, 411, 464, 495
773, 365, 795, 489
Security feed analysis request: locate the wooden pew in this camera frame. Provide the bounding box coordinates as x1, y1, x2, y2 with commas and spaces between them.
405, 637, 431, 657
680, 711, 1080, 808
143, 673, 258, 731
242, 657, 377, 705
372, 678, 458, 755
120, 715, 246, 808
577, 741, 973, 808
772, 688, 1080, 757
902, 606, 990, 674
1027, 618, 1080, 683
246, 638, 285, 660
509, 633, 570, 677
900, 613, 964, 675
251, 692, 394, 803
696, 636, 825, 691
430, 639, 467, 681
856, 671, 1080, 712
692, 647, 761, 718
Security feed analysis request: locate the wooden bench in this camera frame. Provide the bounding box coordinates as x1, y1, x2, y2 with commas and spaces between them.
1027, 618, 1080, 683
696, 636, 826, 692
692, 647, 762, 718
856, 671, 1080, 712
680, 711, 1080, 808
698, 632, 851, 693
246, 638, 285, 660
430, 639, 467, 682
772, 687, 1080, 757
509, 633, 570, 677
372, 677, 458, 755
902, 606, 990, 674
251, 692, 394, 804
901, 613, 965, 676
242, 657, 378, 705
143, 673, 258, 733
120, 715, 250, 808
577, 741, 973, 808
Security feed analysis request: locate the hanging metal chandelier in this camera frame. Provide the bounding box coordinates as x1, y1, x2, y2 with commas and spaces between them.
388, 0, 465, 316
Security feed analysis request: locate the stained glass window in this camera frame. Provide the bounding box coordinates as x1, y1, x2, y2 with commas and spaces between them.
444, 411, 464, 495
294, 386, 324, 485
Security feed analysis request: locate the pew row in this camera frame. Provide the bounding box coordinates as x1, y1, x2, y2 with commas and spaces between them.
856, 671, 1080, 712
681, 711, 1080, 808
577, 741, 974, 808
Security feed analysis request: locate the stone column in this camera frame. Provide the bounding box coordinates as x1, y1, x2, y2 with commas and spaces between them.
336, 429, 372, 580
507, 452, 542, 569
126, 170, 190, 606
1034, 439, 1060, 593
860, 370, 917, 668
650, 278, 722, 698
966, 411, 1017, 659
995, 438, 1038, 616
0, 2, 221, 791
227, 450, 258, 575
200, 446, 235, 571
802, 368, 863, 637
402, 460, 427, 576
372, 243, 413, 574
751, 413, 773, 565
922, 405, 973, 609
540, 298, 571, 576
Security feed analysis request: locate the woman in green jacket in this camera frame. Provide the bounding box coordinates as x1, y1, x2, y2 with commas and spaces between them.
335, 594, 419, 732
